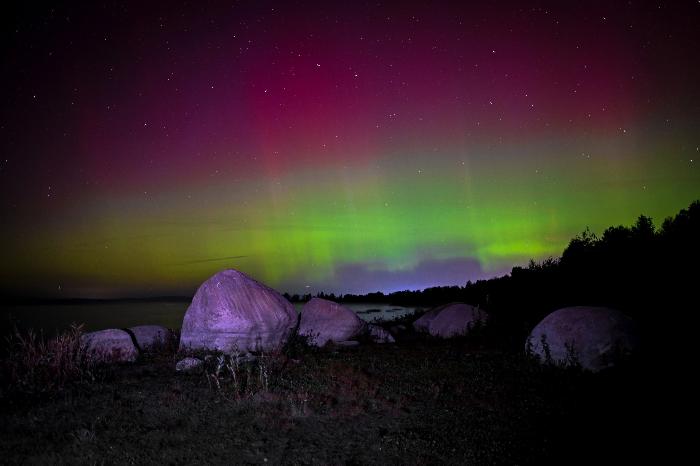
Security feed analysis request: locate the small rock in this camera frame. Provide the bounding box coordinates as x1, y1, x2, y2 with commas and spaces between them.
238, 353, 258, 363
335, 340, 360, 347
176, 357, 203, 372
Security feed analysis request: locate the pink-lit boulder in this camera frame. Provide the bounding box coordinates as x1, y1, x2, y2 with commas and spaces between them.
81, 329, 138, 363
527, 306, 640, 372
179, 269, 298, 353
299, 298, 366, 346
128, 325, 171, 350
413, 303, 486, 338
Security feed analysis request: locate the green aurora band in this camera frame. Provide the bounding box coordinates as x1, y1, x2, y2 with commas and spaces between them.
3, 135, 697, 297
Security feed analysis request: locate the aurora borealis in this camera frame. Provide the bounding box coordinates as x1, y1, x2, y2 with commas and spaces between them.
1, 1, 698, 298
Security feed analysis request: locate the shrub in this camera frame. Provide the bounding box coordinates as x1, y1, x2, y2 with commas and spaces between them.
281, 330, 318, 356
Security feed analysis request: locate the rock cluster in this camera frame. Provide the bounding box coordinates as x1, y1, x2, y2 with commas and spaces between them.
76, 269, 642, 375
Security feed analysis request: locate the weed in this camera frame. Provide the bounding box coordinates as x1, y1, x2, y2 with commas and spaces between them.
281, 330, 318, 358
540, 334, 553, 365
201, 345, 284, 400
1, 324, 98, 397
525, 335, 535, 359
563, 341, 582, 369
287, 390, 310, 417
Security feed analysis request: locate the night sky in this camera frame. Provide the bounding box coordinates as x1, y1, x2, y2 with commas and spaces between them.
1, 1, 698, 298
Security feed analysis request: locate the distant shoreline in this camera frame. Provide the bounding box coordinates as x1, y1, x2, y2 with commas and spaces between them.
0, 296, 407, 306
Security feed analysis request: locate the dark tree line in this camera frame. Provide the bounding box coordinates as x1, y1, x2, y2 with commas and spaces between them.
290, 201, 699, 349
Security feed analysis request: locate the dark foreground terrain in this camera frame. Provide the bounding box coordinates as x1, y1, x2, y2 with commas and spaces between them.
3, 201, 691, 464
0, 328, 647, 465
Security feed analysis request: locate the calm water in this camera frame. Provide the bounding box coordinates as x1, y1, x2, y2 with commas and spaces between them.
0, 301, 418, 336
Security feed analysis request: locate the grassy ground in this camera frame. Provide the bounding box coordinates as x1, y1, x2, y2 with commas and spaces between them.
0, 322, 647, 465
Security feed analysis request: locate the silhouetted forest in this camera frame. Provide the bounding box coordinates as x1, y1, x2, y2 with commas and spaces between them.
291, 200, 700, 350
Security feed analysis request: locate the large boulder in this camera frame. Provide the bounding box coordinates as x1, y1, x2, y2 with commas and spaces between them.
128, 325, 171, 350
527, 306, 640, 372
81, 329, 138, 363
299, 298, 366, 346
413, 302, 485, 338
179, 269, 297, 353
412, 307, 443, 333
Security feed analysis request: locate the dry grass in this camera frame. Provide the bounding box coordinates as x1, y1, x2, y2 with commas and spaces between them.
1, 324, 96, 397
0, 327, 648, 464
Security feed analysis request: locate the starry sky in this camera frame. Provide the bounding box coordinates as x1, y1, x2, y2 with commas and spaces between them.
1, 1, 698, 298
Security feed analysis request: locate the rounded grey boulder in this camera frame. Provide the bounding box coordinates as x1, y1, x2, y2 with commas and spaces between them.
413, 302, 485, 338
129, 325, 171, 350
527, 306, 640, 372
81, 329, 138, 363
299, 298, 366, 346
412, 307, 442, 333
179, 269, 297, 353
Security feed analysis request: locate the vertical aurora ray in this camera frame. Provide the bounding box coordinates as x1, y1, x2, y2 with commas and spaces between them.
0, 1, 698, 297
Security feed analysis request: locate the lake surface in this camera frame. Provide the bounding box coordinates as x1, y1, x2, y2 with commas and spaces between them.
0, 301, 419, 336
